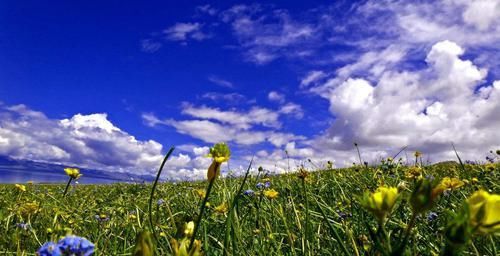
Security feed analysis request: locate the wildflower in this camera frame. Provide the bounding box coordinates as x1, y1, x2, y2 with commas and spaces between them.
214, 203, 228, 214
57, 235, 95, 255
263, 189, 279, 199
157, 199, 165, 206
206, 143, 231, 181
191, 189, 205, 199
256, 182, 265, 189
264, 181, 271, 188
243, 189, 255, 196
20, 202, 40, 216
37, 242, 62, 256
171, 238, 202, 256
184, 221, 195, 237
207, 142, 231, 163
471, 177, 479, 184
64, 167, 82, 179
427, 212, 438, 222
405, 166, 422, 179
94, 214, 109, 222
16, 222, 30, 230
361, 186, 399, 222
467, 190, 500, 234
15, 184, 26, 192
433, 177, 464, 196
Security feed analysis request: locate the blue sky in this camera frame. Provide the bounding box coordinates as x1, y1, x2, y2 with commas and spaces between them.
1, 0, 499, 180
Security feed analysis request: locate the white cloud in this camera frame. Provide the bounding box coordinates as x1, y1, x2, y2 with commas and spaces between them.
306, 40, 499, 163
0, 104, 165, 174
279, 102, 304, 119
300, 70, 326, 88
181, 104, 281, 129
207, 75, 234, 88
268, 91, 286, 103
221, 4, 317, 64
461, 0, 500, 31
164, 22, 209, 42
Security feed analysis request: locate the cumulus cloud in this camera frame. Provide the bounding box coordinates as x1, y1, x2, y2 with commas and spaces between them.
0, 103, 237, 180
306, 40, 499, 163
0, 104, 164, 174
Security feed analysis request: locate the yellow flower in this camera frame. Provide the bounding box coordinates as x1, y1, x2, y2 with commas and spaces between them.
440, 177, 464, 190
194, 189, 206, 199
64, 167, 82, 179
263, 189, 279, 199
405, 166, 422, 179
206, 143, 230, 181
467, 190, 500, 234
184, 221, 195, 237
208, 142, 231, 163
471, 177, 479, 184
433, 177, 464, 196
19, 202, 40, 216
214, 203, 228, 214
15, 184, 26, 192
361, 186, 399, 221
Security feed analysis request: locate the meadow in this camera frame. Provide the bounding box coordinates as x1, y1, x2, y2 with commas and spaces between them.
0, 144, 499, 255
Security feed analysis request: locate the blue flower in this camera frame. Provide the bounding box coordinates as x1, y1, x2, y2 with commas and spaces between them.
264, 181, 271, 188
16, 222, 29, 230
243, 189, 255, 196
57, 235, 95, 256
37, 242, 62, 256
256, 183, 264, 189
427, 212, 438, 222
157, 199, 165, 205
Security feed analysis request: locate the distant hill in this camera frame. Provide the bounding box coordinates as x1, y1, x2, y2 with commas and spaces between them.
0, 156, 155, 184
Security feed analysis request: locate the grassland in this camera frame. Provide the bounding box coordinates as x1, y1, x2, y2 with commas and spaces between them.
0, 155, 499, 255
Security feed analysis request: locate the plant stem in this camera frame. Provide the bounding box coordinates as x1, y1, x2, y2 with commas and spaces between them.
189, 170, 216, 251
148, 147, 175, 251
62, 177, 73, 197
301, 178, 310, 255
392, 212, 417, 255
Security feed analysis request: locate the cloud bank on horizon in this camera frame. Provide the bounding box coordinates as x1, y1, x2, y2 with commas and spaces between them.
1, 0, 499, 180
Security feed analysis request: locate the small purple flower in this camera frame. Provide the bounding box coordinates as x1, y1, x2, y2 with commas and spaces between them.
264, 181, 271, 188
256, 183, 264, 189
16, 222, 29, 230
243, 189, 255, 196
427, 212, 438, 222
37, 242, 62, 256
57, 235, 95, 256
157, 199, 165, 206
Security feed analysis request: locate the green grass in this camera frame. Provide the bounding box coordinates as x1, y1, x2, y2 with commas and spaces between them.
0, 161, 499, 255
